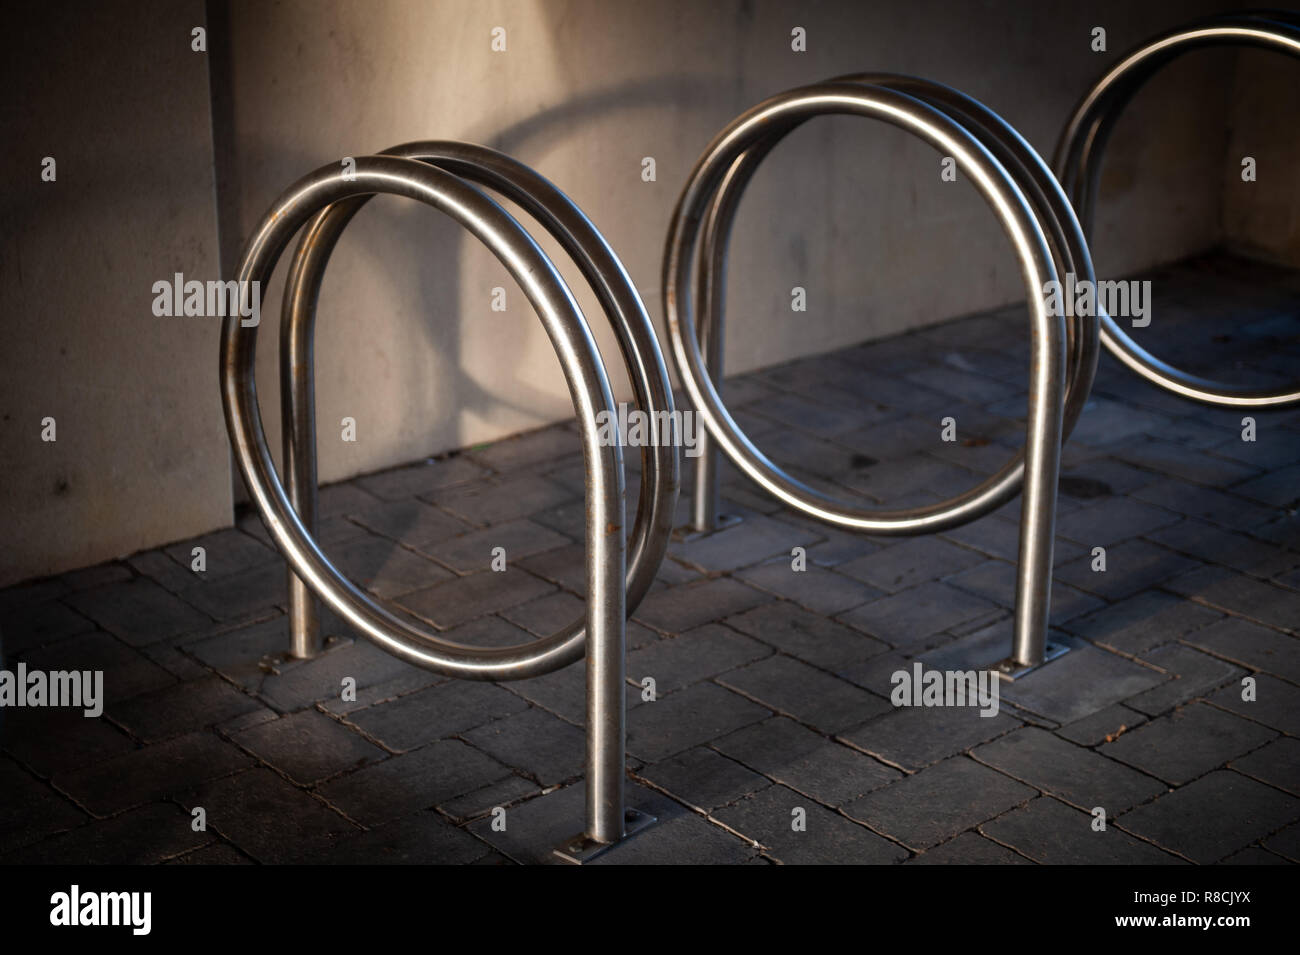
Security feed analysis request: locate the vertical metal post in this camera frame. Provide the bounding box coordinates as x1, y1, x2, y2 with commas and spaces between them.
690, 298, 724, 533
281, 227, 324, 659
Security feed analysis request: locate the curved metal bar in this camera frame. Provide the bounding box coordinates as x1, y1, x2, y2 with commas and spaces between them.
664, 82, 1067, 665
280, 141, 679, 661
1054, 14, 1300, 408
221, 155, 628, 841
687, 75, 1102, 535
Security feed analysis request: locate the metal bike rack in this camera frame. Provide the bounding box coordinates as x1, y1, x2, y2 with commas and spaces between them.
665, 76, 1104, 675
1054, 11, 1300, 408
220, 146, 680, 862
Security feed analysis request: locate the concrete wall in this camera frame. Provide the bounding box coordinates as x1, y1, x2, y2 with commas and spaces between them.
1223, 43, 1300, 266
0, 0, 229, 585
1, 0, 1292, 585
219, 0, 1239, 497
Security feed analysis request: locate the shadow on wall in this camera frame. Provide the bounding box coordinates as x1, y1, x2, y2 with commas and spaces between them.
227, 81, 705, 503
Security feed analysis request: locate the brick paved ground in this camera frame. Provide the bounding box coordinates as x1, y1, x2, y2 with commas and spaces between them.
2, 253, 1298, 864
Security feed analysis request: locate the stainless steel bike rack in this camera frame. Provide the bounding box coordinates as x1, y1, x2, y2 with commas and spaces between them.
1054, 11, 1300, 408
220, 145, 680, 862
665, 76, 1103, 675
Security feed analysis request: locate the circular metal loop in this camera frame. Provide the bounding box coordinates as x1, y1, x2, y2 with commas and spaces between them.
223, 155, 629, 680
278, 142, 680, 670
664, 80, 1076, 534
1053, 13, 1300, 407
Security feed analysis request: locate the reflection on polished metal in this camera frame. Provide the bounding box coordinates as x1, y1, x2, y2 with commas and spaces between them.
666, 76, 1103, 671
221, 151, 679, 856
1055, 11, 1300, 408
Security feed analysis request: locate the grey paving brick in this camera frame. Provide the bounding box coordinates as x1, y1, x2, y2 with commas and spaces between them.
841, 703, 1020, 772
637, 746, 770, 812
1181, 615, 1300, 682
315, 482, 383, 519
749, 390, 884, 437
982, 796, 1181, 864
1206, 673, 1300, 735
670, 515, 820, 574
1055, 539, 1198, 601
1124, 645, 1244, 715
629, 682, 771, 763
6, 802, 209, 864
1101, 703, 1277, 786
499, 590, 585, 636
714, 784, 908, 864
438, 613, 545, 649
1146, 519, 1300, 579
64, 577, 211, 645
714, 716, 900, 805
1056, 704, 1149, 747
53, 731, 251, 815
0, 705, 136, 776
940, 517, 1085, 566
467, 780, 689, 865
735, 559, 881, 615
397, 568, 555, 629
999, 644, 1165, 724
909, 831, 1031, 864
420, 518, 570, 574
844, 756, 1034, 851
1115, 437, 1259, 487
467, 424, 581, 472
718, 654, 891, 734
347, 680, 528, 752
1119, 771, 1299, 863
526, 499, 588, 541
327, 534, 453, 599
1229, 737, 1300, 795
19, 629, 175, 703
1234, 461, 1300, 508
948, 560, 1105, 624
255, 638, 422, 712
126, 549, 200, 594
1166, 565, 1300, 635
1131, 479, 1277, 530
438, 773, 541, 822
355, 455, 488, 500
429, 473, 575, 526
344, 498, 471, 548
309, 810, 490, 864
462, 706, 585, 785
57, 562, 133, 592
232, 709, 386, 783
110, 676, 269, 742
1068, 397, 1173, 446
181, 767, 356, 862
634, 577, 771, 634
628, 624, 771, 696
184, 615, 286, 689
177, 562, 286, 623
973, 726, 1165, 813
1063, 590, 1223, 654
725, 601, 888, 672
0, 756, 87, 855
1222, 846, 1291, 864
592, 811, 758, 865
1263, 821, 1300, 861
317, 740, 509, 827
163, 528, 276, 579
515, 542, 587, 593
837, 581, 1001, 648
838, 537, 986, 594
166, 842, 251, 864
1055, 497, 1181, 547
1, 598, 99, 655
